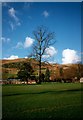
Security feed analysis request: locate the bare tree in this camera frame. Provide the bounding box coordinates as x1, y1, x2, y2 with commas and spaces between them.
30, 25, 55, 84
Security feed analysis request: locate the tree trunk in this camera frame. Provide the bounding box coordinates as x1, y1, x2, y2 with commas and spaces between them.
38, 41, 42, 84
39, 58, 41, 84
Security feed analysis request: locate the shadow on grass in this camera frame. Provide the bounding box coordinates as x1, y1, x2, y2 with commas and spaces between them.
2, 88, 82, 97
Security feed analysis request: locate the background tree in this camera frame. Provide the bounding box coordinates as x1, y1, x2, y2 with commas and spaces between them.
30, 25, 55, 84
45, 67, 50, 82
77, 63, 81, 79
17, 62, 33, 83
40, 73, 45, 82
59, 66, 63, 82
2, 68, 9, 80
80, 64, 83, 77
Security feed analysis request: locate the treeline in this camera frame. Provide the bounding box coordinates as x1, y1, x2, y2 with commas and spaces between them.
2, 61, 83, 83
2, 62, 24, 68
50, 64, 83, 82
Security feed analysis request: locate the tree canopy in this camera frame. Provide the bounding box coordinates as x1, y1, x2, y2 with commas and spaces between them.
30, 25, 55, 83
17, 62, 33, 82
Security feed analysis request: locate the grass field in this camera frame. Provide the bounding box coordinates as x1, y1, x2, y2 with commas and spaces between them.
2, 83, 82, 120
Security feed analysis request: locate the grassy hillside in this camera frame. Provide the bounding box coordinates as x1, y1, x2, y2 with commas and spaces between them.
1, 58, 39, 79
1, 58, 83, 81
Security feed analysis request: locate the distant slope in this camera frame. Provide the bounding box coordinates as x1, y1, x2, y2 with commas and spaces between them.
1, 58, 83, 80
2, 58, 29, 64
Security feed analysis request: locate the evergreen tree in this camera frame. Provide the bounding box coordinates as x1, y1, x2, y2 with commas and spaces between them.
45, 68, 50, 82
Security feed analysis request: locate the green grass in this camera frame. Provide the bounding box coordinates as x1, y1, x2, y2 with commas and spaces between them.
2, 83, 82, 120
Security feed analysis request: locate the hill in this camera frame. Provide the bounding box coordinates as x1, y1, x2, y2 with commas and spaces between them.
1, 58, 83, 82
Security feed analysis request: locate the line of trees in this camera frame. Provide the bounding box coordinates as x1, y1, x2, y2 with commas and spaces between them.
2, 62, 83, 83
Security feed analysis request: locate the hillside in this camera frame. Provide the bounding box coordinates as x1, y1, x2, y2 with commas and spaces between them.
2, 58, 36, 64
1, 58, 83, 81
2, 58, 58, 70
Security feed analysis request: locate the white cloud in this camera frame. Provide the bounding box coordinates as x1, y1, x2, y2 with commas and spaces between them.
9, 22, 15, 30
1, 37, 10, 43
8, 8, 18, 22
15, 42, 23, 48
43, 46, 57, 58
43, 10, 49, 18
25, 56, 28, 59
62, 49, 81, 64
17, 22, 21, 26
42, 55, 50, 59
8, 8, 21, 30
1, 37, 5, 42
48, 60, 57, 64
4, 55, 19, 60
14, 37, 34, 49
7, 38, 10, 42
24, 37, 34, 48
45, 46, 57, 56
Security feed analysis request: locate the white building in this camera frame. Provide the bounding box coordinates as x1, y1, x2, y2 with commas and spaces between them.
80, 77, 83, 83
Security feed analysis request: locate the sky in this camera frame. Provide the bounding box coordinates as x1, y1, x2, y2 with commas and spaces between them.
1, 2, 82, 64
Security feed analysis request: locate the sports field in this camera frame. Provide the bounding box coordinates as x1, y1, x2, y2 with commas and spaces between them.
2, 83, 82, 120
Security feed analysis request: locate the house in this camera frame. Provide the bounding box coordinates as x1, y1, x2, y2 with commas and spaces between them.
80, 77, 83, 83
0, 80, 2, 84
1, 80, 9, 84
7, 79, 21, 84
28, 80, 36, 84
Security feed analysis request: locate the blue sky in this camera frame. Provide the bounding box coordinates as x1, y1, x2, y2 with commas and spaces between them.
2, 2, 81, 64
